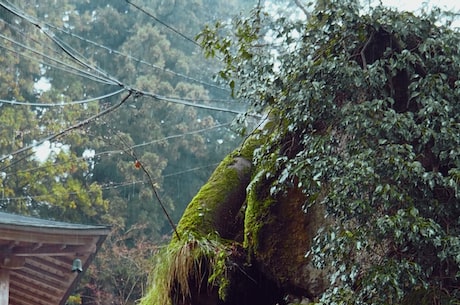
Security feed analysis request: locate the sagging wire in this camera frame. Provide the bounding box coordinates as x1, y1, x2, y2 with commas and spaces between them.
5, 122, 232, 180
0, 2, 246, 113
115, 132, 181, 241
0, 1, 248, 169
0, 90, 133, 170
0, 16, 118, 87
42, 20, 230, 93
0, 2, 242, 238
1, 1, 122, 87
125, 0, 201, 48
139, 90, 246, 115
0, 33, 116, 85
0, 88, 126, 106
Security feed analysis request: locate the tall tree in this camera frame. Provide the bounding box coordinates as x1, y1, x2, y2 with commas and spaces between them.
1, 0, 256, 303
140, 0, 460, 304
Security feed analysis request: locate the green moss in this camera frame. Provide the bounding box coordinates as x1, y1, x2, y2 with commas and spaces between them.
242, 129, 280, 254
174, 132, 267, 240
141, 134, 263, 305
243, 169, 276, 253
174, 153, 241, 238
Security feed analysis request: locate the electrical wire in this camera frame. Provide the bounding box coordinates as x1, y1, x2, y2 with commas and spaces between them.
0, 2, 246, 113
139, 90, 246, 114
0, 1, 256, 173
125, 0, 201, 48
1, 1, 228, 92
0, 161, 222, 204
97, 122, 233, 154
3, 121, 234, 176
0, 34, 116, 85
42, 21, 230, 92
0, 1, 121, 86
0, 90, 133, 169
0, 88, 126, 106
0, 2, 254, 233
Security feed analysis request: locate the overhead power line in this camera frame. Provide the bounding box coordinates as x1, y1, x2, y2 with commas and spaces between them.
0, 1, 254, 171
41, 20, 229, 92
0, 5, 227, 92
0, 90, 134, 169
139, 90, 245, 114
0, 1, 244, 113
125, 0, 201, 48
0, 33, 115, 85
0, 161, 222, 204
0, 1, 121, 85
0, 89, 126, 107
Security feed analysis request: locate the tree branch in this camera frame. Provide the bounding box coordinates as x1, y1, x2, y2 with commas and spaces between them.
294, 0, 310, 18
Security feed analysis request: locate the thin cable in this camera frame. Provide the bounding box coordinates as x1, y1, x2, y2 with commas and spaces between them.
0, 90, 133, 170
139, 90, 247, 114
132, 123, 232, 149
163, 163, 220, 177
0, 162, 222, 202
0, 38, 238, 108
0, 36, 245, 113
0, 1, 121, 86
1, 2, 253, 116
0, 34, 116, 85
0, 3, 246, 114
125, 0, 201, 48
42, 21, 230, 92
0, 6, 229, 92
4, 123, 233, 178
0, 88, 125, 107
0, 37, 240, 110
115, 132, 180, 240
0, 17, 70, 63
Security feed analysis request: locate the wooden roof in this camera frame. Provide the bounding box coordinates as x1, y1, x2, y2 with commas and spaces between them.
0, 212, 109, 305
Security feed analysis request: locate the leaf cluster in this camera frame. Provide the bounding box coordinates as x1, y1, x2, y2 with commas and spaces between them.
199, 0, 460, 303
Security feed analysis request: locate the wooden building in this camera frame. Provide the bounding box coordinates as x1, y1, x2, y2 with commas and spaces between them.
0, 212, 109, 305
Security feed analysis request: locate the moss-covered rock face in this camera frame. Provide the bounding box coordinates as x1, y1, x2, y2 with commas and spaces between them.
141, 123, 331, 305
245, 175, 327, 298
175, 154, 252, 240
141, 134, 271, 305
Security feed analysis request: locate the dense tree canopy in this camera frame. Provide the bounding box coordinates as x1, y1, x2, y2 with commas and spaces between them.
195, 0, 460, 303
0, 0, 254, 303
1, 0, 459, 304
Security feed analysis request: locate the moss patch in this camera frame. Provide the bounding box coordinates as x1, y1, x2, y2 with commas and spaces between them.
141, 135, 264, 305
175, 155, 251, 240
245, 176, 327, 297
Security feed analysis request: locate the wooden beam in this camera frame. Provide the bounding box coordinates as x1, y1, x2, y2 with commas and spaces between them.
10, 278, 59, 303
12, 269, 66, 290
0, 256, 25, 269
0, 229, 102, 245
0, 269, 9, 305
3, 244, 96, 256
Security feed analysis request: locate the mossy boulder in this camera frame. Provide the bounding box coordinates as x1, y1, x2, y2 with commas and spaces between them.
140, 128, 330, 305
245, 179, 327, 298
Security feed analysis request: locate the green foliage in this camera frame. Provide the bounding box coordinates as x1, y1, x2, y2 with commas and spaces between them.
1, 0, 253, 302
200, 0, 460, 303
84, 223, 158, 305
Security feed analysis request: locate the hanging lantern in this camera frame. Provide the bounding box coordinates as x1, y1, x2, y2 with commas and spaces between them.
72, 258, 83, 273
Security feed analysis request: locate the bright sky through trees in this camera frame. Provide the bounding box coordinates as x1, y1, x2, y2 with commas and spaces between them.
374, 0, 460, 27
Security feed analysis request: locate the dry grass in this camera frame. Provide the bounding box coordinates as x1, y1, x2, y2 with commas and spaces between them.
140, 234, 227, 305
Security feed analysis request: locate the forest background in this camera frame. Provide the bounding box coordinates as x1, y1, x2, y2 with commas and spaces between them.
0, 0, 259, 303
1, 0, 459, 304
